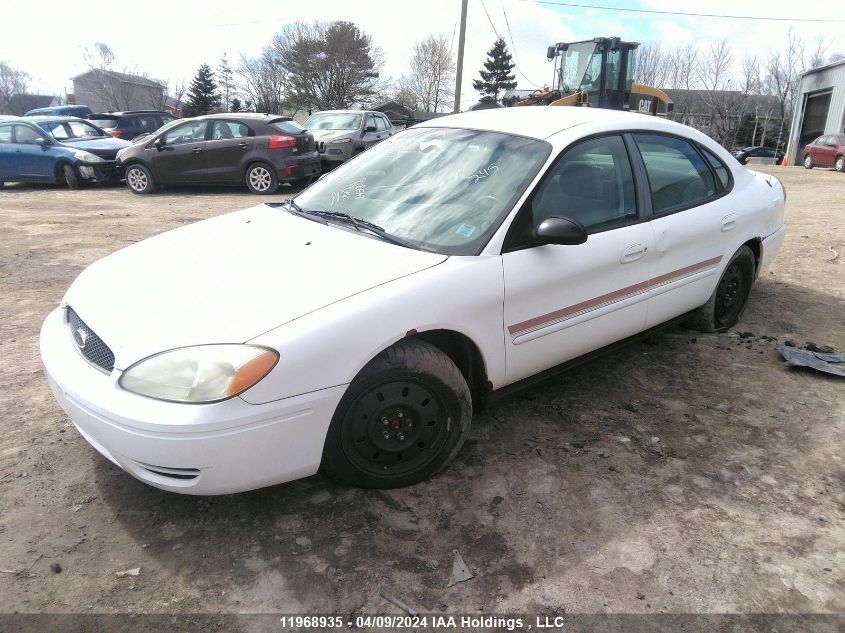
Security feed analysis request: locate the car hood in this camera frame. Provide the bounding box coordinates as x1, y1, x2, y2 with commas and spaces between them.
310, 129, 359, 142
63, 204, 448, 368
62, 137, 131, 158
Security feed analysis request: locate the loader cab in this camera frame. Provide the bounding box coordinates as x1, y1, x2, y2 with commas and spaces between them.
549, 37, 636, 110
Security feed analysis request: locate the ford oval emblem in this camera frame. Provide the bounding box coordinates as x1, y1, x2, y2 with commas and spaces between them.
73, 328, 89, 350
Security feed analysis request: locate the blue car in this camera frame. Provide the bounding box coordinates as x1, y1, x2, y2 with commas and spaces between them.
0, 116, 130, 189
24, 105, 93, 118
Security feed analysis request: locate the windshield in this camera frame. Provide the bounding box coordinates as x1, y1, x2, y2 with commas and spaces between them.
42, 120, 107, 141
293, 127, 551, 255
559, 42, 601, 94
304, 112, 362, 131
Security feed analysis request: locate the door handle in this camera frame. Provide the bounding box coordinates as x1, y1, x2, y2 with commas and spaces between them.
238, 142, 248, 148
620, 243, 647, 264
721, 214, 737, 232
192, 147, 202, 154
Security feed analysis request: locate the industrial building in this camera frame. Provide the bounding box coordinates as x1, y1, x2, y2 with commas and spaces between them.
786, 59, 845, 165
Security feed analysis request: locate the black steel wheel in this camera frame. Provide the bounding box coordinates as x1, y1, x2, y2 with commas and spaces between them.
322, 339, 472, 488
63, 164, 80, 190
686, 245, 756, 333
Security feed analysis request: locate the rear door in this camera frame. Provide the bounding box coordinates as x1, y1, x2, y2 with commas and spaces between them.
152, 120, 209, 184
205, 120, 253, 183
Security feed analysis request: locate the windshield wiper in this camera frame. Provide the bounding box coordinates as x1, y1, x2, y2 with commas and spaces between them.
305, 209, 423, 250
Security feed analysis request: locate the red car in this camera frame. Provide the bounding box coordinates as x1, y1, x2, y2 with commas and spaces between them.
803, 134, 845, 172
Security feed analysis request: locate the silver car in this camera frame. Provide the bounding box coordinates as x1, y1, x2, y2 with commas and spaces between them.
304, 110, 394, 168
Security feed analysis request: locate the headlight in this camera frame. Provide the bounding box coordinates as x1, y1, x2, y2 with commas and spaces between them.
330, 137, 352, 144
118, 345, 279, 403
73, 150, 104, 163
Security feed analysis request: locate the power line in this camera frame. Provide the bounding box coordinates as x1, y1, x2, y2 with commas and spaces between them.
512, 0, 845, 23
501, 4, 543, 88
479, 0, 502, 40
480, 0, 543, 89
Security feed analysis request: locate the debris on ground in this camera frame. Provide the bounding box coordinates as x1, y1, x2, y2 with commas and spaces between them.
777, 344, 845, 377
380, 592, 418, 615
50, 563, 62, 574
115, 567, 141, 578
447, 552, 474, 587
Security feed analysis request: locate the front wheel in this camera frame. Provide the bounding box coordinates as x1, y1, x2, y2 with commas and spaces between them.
63, 164, 80, 190
835, 156, 844, 173
686, 245, 756, 333
245, 162, 278, 194
321, 339, 472, 488
803, 155, 813, 169
125, 164, 155, 194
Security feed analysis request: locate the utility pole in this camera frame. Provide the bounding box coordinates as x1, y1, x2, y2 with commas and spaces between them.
454, 0, 468, 113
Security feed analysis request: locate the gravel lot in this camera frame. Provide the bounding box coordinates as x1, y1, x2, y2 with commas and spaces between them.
0, 169, 843, 630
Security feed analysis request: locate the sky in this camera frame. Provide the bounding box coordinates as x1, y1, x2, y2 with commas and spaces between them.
3, 0, 843, 109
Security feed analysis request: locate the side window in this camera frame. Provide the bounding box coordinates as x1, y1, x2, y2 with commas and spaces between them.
366, 114, 378, 131
375, 116, 388, 131
14, 125, 42, 144
634, 133, 716, 215
0, 125, 12, 143
162, 121, 207, 146
211, 121, 250, 140
135, 115, 160, 132
531, 135, 637, 233
699, 146, 731, 191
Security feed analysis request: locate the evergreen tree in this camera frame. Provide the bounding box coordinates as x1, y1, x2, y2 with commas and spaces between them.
472, 38, 517, 103
230, 97, 242, 112
182, 64, 221, 116
217, 53, 233, 112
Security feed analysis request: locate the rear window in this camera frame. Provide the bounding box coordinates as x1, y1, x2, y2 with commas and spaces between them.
89, 116, 118, 128
699, 146, 731, 191
270, 120, 305, 134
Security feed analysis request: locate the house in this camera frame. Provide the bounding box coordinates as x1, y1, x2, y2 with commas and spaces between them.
372, 100, 451, 127
6, 94, 60, 116
468, 99, 502, 111
72, 69, 166, 113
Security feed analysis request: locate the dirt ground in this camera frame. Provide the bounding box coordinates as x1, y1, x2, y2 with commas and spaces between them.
0, 169, 843, 630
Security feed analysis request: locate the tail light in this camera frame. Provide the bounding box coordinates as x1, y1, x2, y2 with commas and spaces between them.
110, 129, 122, 138
268, 135, 296, 149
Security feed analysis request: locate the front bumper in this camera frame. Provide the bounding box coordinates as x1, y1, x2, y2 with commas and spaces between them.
40, 307, 345, 495
78, 160, 124, 184
317, 142, 355, 165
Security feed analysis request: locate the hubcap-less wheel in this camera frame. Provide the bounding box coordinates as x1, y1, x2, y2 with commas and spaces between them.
836, 157, 844, 172
248, 166, 272, 192
803, 155, 812, 169
714, 261, 747, 327
127, 167, 148, 192
341, 379, 450, 478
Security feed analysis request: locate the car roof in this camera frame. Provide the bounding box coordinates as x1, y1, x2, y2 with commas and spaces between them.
89, 110, 173, 117
307, 110, 379, 116
197, 112, 292, 121
28, 115, 90, 123
416, 106, 690, 140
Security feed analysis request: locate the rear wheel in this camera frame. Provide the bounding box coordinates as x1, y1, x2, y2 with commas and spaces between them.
835, 156, 844, 173
803, 155, 813, 169
245, 162, 278, 194
125, 164, 155, 194
321, 339, 472, 488
686, 245, 756, 333
62, 164, 80, 190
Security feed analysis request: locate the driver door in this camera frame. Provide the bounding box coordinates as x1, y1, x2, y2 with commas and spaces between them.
152, 120, 209, 184
501, 134, 653, 384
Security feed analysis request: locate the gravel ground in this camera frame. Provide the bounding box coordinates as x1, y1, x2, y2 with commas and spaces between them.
0, 168, 843, 631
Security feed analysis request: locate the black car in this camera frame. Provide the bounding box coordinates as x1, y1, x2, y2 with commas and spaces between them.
116, 113, 320, 194
88, 111, 176, 141
730, 145, 784, 165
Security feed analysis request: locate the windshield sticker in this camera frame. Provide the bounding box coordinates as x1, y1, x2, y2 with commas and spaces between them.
455, 223, 476, 238
331, 178, 366, 206
468, 163, 499, 184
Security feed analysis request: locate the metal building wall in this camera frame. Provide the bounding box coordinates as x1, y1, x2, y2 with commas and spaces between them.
786, 61, 845, 165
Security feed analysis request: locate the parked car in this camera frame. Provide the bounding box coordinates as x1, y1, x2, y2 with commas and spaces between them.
88, 111, 177, 141
730, 145, 784, 165
803, 134, 845, 172
24, 105, 93, 118
40, 107, 786, 494
0, 116, 129, 189
304, 110, 394, 168
116, 113, 319, 194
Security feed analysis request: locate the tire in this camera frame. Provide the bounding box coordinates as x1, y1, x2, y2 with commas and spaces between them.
321, 339, 472, 488
245, 162, 278, 194
62, 164, 80, 190
125, 164, 155, 194
686, 245, 756, 333
803, 155, 813, 169
835, 156, 844, 173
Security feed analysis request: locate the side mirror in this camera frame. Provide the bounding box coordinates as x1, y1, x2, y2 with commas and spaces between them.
154, 137, 164, 150
535, 216, 588, 246
365, 125, 377, 132
35, 137, 51, 149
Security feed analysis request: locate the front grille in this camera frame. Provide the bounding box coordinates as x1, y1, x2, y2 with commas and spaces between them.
65, 307, 115, 373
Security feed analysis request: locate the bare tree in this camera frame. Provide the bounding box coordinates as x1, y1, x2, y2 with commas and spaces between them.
236, 44, 287, 114
81, 42, 164, 111
808, 36, 828, 69
276, 21, 382, 111
633, 43, 672, 88
0, 60, 29, 112
218, 53, 234, 112
405, 34, 455, 113
765, 29, 805, 149
696, 40, 742, 145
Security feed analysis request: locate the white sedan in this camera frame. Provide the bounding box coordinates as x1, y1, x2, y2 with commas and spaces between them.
40, 107, 786, 494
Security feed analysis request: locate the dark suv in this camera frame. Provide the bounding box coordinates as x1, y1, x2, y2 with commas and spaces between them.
116, 113, 320, 194
88, 111, 176, 140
